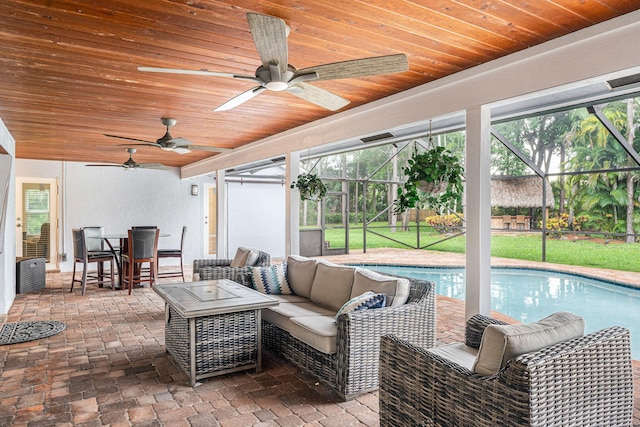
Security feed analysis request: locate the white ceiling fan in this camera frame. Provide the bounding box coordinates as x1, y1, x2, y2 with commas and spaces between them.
138, 12, 409, 112
104, 118, 231, 154
86, 148, 168, 170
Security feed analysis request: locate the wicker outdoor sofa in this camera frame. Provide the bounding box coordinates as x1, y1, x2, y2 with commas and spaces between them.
379, 313, 634, 426
258, 255, 436, 400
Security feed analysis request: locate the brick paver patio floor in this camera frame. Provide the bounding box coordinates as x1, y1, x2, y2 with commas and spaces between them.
0, 249, 637, 426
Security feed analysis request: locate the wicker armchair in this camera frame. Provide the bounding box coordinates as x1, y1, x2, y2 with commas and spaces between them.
379, 314, 634, 426
192, 250, 271, 287
263, 275, 436, 400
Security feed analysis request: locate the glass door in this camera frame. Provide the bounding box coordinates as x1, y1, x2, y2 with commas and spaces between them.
16, 177, 58, 270
203, 182, 217, 258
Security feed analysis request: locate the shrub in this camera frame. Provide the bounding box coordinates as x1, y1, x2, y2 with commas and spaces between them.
425, 213, 463, 234
542, 213, 568, 238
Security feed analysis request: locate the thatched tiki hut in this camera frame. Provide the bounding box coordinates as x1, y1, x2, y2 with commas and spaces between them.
490, 177, 554, 230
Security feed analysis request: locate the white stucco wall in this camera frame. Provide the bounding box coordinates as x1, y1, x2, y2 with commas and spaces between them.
226, 179, 286, 259
0, 119, 16, 315
15, 159, 211, 272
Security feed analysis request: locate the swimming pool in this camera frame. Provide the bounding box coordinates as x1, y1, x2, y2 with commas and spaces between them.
359, 265, 640, 360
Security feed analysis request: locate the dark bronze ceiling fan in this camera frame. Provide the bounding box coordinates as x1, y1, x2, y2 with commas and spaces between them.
138, 13, 409, 112
104, 118, 232, 154
86, 148, 168, 170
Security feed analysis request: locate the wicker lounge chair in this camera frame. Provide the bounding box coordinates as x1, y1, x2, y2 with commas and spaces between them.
379, 314, 634, 426
193, 249, 271, 287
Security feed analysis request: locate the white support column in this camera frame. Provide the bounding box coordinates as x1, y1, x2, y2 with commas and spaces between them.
286, 152, 300, 256
465, 105, 492, 319
215, 169, 228, 258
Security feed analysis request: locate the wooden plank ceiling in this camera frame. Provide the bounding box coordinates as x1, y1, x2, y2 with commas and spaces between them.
1, 0, 638, 168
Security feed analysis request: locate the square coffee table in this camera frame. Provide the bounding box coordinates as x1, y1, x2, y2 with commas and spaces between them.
153, 279, 278, 386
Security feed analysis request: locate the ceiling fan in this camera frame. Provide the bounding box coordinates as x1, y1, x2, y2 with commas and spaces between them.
104, 118, 231, 154
138, 12, 409, 112
86, 148, 168, 170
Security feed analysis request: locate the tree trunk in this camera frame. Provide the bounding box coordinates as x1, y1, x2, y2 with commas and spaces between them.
626, 173, 634, 243
559, 143, 566, 216
390, 146, 398, 233
625, 98, 636, 243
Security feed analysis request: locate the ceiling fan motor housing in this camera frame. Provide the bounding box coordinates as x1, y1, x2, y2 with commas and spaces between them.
256, 64, 296, 91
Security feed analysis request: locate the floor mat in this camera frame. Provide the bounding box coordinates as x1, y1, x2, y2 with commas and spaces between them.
0, 320, 66, 345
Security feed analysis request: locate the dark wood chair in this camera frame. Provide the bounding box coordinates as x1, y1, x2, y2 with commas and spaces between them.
157, 226, 186, 282
121, 228, 159, 295
70, 228, 115, 295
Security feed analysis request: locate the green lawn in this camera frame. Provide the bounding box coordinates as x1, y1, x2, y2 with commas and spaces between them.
322, 224, 640, 273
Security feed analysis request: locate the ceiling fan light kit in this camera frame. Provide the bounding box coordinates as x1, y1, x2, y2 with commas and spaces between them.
138, 12, 408, 112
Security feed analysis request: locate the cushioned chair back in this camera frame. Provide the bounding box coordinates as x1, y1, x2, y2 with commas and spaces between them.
72, 228, 86, 260
130, 228, 158, 259
82, 226, 104, 252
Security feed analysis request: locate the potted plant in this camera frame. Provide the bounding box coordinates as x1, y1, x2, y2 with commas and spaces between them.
394, 146, 464, 213
291, 173, 328, 201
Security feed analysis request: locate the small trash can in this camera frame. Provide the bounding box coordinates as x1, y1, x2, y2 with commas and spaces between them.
16, 257, 46, 293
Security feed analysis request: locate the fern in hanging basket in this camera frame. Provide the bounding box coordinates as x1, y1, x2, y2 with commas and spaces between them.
394, 146, 464, 214
291, 173, 328, 201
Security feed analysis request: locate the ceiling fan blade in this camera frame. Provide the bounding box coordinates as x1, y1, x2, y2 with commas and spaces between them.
137, 67, 262, 84
169, 137, 193, 146
139, 163, 169, 170
104, 134, 154, 144
117, 142, 162, 149
246, 13, 288, 74
288, 82, 350, 111
297, 54, 408, 81
86, 162, 126, 168
214, 86, 266, 112
185, 145, 233, 153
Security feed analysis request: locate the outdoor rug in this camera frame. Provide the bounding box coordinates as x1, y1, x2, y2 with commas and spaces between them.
0, 320, 66, 345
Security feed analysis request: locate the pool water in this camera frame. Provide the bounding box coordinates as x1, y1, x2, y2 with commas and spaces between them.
361, 265, 640, 360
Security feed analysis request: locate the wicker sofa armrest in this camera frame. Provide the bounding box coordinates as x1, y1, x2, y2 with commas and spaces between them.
193, 259, 233, 273
334, 277, 436, 398
193, 251, 271, 287
465, 314, 510, 349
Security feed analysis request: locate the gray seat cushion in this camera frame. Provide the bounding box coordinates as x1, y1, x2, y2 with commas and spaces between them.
263, 302, 335, 332
289, 315, 338, 354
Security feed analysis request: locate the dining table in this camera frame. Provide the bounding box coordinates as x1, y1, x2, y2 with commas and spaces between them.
91, 231, 170, 289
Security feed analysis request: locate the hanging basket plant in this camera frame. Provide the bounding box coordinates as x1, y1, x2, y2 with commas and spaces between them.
394, 145, 464, 214
291, 173, 328, 201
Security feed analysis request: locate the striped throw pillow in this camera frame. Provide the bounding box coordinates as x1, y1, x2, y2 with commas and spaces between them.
250, 263, 293, 295
336, 291, 386, 319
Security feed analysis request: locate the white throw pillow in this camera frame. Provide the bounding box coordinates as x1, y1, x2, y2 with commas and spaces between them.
472, 311, 585, 376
